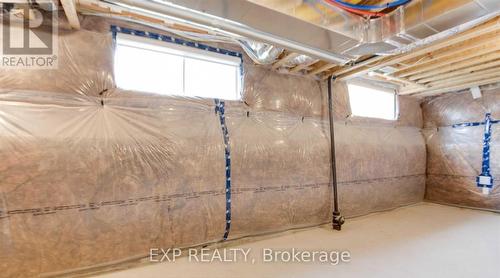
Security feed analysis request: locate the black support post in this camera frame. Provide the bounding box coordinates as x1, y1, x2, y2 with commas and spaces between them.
328, 76, 344, 231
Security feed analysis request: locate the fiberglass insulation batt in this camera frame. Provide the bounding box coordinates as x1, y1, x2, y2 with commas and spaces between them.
423, 89, 500, 210
0, 24, 425, 277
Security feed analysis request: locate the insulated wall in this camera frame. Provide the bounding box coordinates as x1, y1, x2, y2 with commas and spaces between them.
327, 82, 426, 217
423, 88, 500, 210
0, 18, 425, 277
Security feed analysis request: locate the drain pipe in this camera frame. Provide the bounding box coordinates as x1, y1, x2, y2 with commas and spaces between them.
328, 76, 345, 231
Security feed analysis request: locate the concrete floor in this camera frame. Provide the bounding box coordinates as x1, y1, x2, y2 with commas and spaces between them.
95, 203, 500, 278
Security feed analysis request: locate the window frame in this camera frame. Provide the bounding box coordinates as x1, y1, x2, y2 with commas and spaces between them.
346, 81, 399, 121
112, 26, 243, 100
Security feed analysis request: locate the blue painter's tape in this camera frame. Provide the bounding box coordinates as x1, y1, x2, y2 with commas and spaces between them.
453, 113, 498, 189
215, 99, 232, 240
110, 25, 243, 61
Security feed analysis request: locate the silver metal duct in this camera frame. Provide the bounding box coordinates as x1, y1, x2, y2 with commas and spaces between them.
105, 0, 354, 64
282, 54, 316, 68
340, 0, 500, 56
238, 40, 284, 65
80, 10, 284, 65
300, 0, 500, 56
100, 0, 500, 65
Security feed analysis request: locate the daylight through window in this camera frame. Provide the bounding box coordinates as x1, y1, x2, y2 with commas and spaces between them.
114, 33, 242, 100
347, 83, 398, 120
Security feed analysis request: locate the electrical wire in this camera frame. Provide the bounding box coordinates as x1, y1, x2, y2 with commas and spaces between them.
333, 0, 412, 11
324, 0, 385, 17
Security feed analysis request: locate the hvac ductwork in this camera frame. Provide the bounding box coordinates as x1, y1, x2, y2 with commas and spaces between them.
88, 0, 499, 65
101, 0, 353, 64
314, 0, 500, 56
238, 40, 284, 65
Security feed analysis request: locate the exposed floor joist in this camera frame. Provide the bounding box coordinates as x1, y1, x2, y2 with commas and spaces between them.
61, 0, 81, 29
334, 17, 500, 79
368, 72, 429, 90
326, 16, 500, 97
396, 39, 500, 78
418, 59, 500, 84
289, 59, 319, 74
394, 31, 500, 75
73, 0, 499, 98
408, 52, 500, 81
307, 63, 336, 76
410, 76, 500, 97
271, 52, 299, 70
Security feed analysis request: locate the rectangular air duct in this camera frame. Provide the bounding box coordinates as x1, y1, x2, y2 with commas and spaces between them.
100, 0, 500, 64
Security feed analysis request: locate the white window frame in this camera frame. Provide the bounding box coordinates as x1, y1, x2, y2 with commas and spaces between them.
347, 81, 399, 121
114, 33, 242, 100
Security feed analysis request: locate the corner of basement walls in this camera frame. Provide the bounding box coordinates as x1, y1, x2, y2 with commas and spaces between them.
422, 88, 500, 211
0, 15, 426, 276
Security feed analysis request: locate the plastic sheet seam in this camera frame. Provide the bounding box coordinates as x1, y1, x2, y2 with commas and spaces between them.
111, 25, 243, 60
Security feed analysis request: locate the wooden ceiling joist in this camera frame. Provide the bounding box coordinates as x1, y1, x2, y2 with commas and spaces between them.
61, 0, 80, 29
426, 67, 500, 88
330, 16, 500, 80
307, 63, 336, 76
289, 59, 320, 73
394, 30, 500, 73
409, 76, 500, 97
396, 39, 500, 78
417, 59, 500, 84
72, 0, 499, 97
402, 72, 500, 93
368, 72, 428, 90
271, 52, 299, 70
323, 16, 500, 97
408, 51, 500, 81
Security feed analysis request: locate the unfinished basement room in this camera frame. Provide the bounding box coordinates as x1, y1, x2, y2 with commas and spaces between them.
0, 0, 499, 277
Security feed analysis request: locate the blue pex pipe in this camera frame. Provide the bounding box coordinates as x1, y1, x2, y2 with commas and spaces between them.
332, 0, 412, 10
477, 113, 495, 189
452, 113, 499, 190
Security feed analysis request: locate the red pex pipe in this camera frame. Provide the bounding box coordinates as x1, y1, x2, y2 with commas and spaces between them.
324, 0, 386, 17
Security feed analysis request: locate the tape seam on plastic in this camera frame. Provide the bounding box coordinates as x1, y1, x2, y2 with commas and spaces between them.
110, 25, 243, 61
215, 99, 232, 240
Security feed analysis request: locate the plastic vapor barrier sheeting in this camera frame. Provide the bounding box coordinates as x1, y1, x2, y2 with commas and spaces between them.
423, 89, 500, 210
0, 24, 426, 277
0, 29, 114, 96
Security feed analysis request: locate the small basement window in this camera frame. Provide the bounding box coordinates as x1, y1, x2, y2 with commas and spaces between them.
347, 82, 398, 120
114, 33, 242, 100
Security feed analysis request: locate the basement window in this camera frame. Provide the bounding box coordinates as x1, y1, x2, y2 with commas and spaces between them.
347, 83, 398, 120
114, 33, 242, 100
